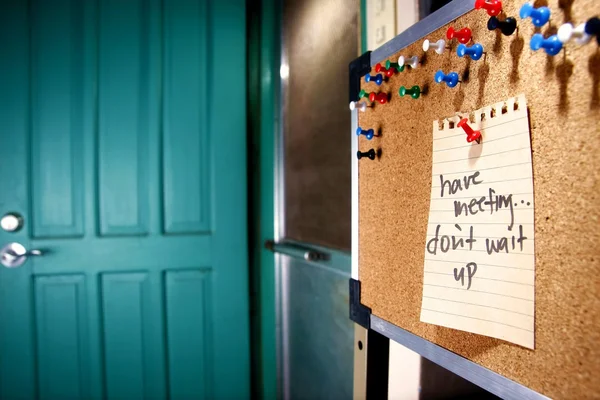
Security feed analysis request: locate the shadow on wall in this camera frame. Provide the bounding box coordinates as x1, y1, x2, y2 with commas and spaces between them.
419, 357, 501, 399
420, 0, 454, 19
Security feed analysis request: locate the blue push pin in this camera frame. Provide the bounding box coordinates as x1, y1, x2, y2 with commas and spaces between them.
365, 73, 384, 86
457, 43, 484, 60
520, 2, 550, 27
356, 127, 375, 140
434, 70, 460, 88
585, 17, 600, 45
530, 34, 562, 56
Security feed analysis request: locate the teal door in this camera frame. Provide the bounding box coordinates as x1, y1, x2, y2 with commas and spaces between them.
0, 1, 249, 399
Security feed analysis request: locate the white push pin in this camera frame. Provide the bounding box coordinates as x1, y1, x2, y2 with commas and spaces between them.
557, 22, 591, 45
349, 101, 368, 112
422, 39, 446, 54
398, 55, 419, 69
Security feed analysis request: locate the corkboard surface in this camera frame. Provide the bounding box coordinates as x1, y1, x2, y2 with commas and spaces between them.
358, 2, 600, 399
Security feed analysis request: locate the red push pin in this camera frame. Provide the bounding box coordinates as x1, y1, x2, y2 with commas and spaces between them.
474, 0, 502, 17
446, 26, 472, 44
457, 118, 481, 143
368, 92, 388, 104
375, 62, 395, 77
375, 63, 388, 73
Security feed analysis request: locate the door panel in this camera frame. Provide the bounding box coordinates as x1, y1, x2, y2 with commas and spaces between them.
98, 0, 157, 236
0, 1, 248, 399
101, 272, 167, 399
163, 0, 210, 234
165, 270, 211, 399
35, 275, 89, 400
31, 0, 86, 239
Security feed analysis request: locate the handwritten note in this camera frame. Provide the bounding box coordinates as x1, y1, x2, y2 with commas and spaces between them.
420, 94, 535, 349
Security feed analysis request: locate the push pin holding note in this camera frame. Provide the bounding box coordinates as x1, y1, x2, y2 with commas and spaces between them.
487, 16, 517, 36
457, 118, 481, 143
520, 2, 551, 28
357, 149, 376, 160
457, 43, 485, 60
474, 0, 502, 17
349, 101, 369, 112
365, 73, 384, 85
585, 17, 600, 45
423, 39, 447, 54
398, 55, 419, 69
530, 34, 563, 56
446, 26, 472, 44
434, 70, 460, 88
558, 23, 592, 45
356, 127, 375, 140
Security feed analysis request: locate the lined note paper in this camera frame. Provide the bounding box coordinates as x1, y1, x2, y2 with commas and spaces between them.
421, 94, 535, 349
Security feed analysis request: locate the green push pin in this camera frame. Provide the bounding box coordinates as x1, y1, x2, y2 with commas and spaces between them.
385, 60, 405, 73
358, 89, 369, 100
399, 85, 421, 99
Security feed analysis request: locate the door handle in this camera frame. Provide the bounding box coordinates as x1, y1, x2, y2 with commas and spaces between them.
0, 242, 43, 268
264, 240, 329, 262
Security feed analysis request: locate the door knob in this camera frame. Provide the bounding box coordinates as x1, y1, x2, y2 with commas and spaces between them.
0, 242, 43, 268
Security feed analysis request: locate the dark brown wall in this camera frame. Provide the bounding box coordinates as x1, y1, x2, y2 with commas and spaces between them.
283, 0, 358, 250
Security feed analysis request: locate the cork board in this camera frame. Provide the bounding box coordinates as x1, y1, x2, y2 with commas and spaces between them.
357, 1, 600, 399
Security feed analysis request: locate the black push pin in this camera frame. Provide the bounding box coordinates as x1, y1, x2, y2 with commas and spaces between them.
357, 149, 376, 160
487, 16, 517, 36
585, 16, 600, 45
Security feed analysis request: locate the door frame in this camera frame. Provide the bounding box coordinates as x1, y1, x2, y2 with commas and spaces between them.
259, 0, 357, 398
250, 0, 357, 398
248, 0, 280, 398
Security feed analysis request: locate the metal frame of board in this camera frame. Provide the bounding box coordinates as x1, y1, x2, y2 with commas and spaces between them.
351, 1, 548, 399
